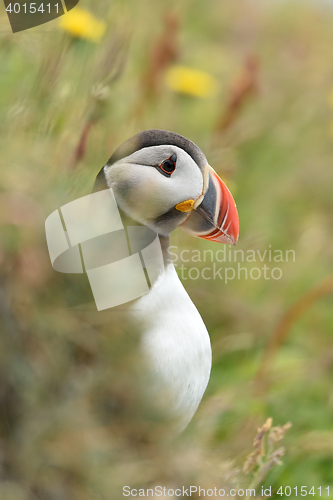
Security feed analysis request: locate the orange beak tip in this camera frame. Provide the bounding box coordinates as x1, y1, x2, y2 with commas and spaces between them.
179, 165, 239, 245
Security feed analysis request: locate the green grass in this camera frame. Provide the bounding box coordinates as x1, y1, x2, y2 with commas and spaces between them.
1, 0, 333, 497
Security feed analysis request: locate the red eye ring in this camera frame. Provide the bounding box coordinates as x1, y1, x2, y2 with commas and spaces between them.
159, 154, 177, 176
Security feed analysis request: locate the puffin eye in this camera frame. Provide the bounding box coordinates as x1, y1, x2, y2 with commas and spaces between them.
158, 153, 177, 177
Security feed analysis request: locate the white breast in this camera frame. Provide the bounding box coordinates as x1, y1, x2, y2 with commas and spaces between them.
132, 264, 212, 432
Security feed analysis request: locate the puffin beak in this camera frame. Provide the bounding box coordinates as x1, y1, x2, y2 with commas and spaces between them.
180, 165, 239, 245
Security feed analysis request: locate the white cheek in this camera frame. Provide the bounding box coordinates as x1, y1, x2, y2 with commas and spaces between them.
131, 173, 171, 217
133, 166, 203, 216
106, 155, 203, 222
108, 164, 170, 219
170, 163, 203, 202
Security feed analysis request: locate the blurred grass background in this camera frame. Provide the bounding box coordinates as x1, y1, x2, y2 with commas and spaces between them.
0, 0, 333, 497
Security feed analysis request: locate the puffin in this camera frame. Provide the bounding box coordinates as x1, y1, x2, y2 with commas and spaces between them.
94, 129, 239, 432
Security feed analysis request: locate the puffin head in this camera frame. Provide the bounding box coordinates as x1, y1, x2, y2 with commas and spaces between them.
94, 129, 239, 245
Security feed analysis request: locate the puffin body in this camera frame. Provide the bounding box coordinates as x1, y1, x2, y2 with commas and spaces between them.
94, 130, 239, 431
135, 258, 212, 432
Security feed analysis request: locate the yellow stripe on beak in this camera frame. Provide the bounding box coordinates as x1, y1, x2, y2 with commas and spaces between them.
175, 199, 195, 212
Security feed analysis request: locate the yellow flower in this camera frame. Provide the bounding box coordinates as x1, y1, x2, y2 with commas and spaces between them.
59, 7, 106, 43
164, 65, 218, 98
